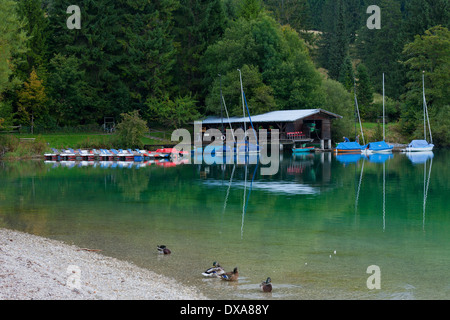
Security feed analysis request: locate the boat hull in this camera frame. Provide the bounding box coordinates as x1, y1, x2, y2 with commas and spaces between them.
404, 146, 434, 152
293, 147, 315, 153
371, 148, 393, 154
334, 149, 362, 154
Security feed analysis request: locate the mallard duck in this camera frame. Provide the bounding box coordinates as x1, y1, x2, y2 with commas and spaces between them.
220, 267, 238, 281
157, 245, 171, 254
260, 277, 272, 292
202, 261, 225, 277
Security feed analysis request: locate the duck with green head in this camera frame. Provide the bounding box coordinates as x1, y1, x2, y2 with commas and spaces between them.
260, 277, 272, 292
157, 245, 171, 254
202, 261, 225, 277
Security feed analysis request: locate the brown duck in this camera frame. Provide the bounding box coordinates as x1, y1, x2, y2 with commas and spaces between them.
220, 267, 239, 281
260, 277, 272, 292
157, 245, 171, 254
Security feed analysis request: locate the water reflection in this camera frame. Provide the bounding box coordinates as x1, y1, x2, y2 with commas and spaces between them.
406, 151, 434, 165
44, 158, 189, 169
2, 150, 448, 299
405, 152, 434, 230
336, 153, 367, 165
368, 153, 393, 163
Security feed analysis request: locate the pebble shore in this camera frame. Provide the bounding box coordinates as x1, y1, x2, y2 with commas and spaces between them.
0, 228, 208, 300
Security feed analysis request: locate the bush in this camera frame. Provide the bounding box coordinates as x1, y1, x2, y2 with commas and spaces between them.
0, 135, 19, 157
116, 110, 148, 148
0, 134, 48, 159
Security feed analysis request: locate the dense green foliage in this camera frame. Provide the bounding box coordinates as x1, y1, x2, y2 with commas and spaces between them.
0, 0, 448, 146
116, 110, 148, 148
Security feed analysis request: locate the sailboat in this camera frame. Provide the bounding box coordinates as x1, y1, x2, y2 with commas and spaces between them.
237, 69, 260, 155
363, 73, 393, 154
335, 80, 365, 154
403, 72, 434, 152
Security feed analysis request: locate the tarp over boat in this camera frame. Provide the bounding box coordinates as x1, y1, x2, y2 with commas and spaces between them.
335, 142, 364, 151
407, 140, 433, 149
364, 141, 393, 151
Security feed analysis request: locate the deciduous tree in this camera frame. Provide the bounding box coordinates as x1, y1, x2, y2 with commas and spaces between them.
17, 68, 47, 134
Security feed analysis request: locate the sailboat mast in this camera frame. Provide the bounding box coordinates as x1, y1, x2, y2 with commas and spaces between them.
238, 69, 246, 136
423, 72, 426, 141
383, 73, 385, 141
423, 71, 433, 144
354, 79, 365, 145
219, 74, 224, 134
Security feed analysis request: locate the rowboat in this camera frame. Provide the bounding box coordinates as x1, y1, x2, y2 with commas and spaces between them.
292, 146, 315, 153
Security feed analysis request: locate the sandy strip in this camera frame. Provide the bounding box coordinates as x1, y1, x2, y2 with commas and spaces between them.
0, 228, 207, 300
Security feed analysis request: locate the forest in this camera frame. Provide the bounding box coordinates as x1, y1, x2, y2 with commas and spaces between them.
0, 0, 449, 146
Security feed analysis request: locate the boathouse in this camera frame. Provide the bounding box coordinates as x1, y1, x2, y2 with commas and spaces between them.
198, 109, 342, 150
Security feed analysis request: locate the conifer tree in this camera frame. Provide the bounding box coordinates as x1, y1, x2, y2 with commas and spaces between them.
0, 0, 28, 127
319, 0, 348, 80
356, 63, 374, 120
173, 0, 227, 100
338, 55, 354, 92
15, 0, 49, 81
356, 0, 404, 99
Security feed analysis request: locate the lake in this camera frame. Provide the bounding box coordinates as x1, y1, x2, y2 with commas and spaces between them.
0, 150, 449, 299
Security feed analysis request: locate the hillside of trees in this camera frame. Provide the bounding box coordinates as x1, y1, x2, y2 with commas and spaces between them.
0, 0, 449, 145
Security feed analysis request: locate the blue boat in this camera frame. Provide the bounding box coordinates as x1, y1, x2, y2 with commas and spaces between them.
363, 141, 393, 154
292, 146, 315, 153
334, 141, 364, 153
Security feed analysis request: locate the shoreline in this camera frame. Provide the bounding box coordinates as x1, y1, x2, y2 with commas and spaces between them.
0, 228, 208, 300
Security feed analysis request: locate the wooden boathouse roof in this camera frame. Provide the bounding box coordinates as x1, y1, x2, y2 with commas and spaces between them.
199, 109, 342, 125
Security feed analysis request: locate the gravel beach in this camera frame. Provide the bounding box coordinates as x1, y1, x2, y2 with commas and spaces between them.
0, 228, 208, 300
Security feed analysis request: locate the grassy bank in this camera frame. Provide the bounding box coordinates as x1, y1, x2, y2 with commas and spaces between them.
0, 132, 173, 160
360, 122, 407, 144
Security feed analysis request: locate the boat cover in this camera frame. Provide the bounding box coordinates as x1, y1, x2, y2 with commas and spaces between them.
408, 140, 433, 148
365, 141, 393, 151
336, 142, 363, 150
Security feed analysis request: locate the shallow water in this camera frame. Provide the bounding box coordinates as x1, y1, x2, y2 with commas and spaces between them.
0, 150, 449, 299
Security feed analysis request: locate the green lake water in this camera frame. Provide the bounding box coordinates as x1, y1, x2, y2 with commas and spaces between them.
0, 150, 449, 300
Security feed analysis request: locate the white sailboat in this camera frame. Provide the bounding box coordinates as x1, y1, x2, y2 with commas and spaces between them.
404, 71, 434, 152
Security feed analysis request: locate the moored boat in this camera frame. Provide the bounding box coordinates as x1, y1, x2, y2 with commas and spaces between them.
403, 140, 434, 152
403, 72, 434, 152
334, 142, 364, 154
363, 141, 393, 154
292, 146, 315, 153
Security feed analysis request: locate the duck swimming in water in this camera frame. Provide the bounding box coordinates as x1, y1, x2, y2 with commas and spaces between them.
220, 267, 238, 281
202, 261, 225, 277
157, 245, 171, 254
260, 277, 272, 292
